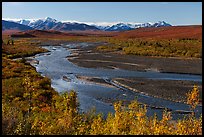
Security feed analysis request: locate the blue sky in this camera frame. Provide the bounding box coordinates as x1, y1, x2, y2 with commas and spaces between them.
2, 2, 202, 25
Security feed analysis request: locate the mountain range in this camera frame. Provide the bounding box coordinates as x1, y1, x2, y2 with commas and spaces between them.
2, 17, 172, 32
2, 20, 33, 31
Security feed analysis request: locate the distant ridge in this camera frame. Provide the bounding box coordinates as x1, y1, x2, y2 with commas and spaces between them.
2, 20, 33, 31
3, 17, 172, 32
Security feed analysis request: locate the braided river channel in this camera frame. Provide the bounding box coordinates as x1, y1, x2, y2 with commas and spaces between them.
26, 42, 202, 120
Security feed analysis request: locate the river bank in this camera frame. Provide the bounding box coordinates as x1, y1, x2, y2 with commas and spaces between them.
75, 75, 202, 105
67, 43, 202, 75
67, 42, 202, 105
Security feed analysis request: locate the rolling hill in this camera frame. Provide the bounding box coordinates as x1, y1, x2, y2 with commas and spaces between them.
114, 25, 202, 40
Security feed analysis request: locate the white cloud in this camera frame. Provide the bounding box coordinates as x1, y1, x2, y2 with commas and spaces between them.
61, 20, 121, 26
61, 20, 142, 26
2, 18, 21, 22
2, 17, 41, 22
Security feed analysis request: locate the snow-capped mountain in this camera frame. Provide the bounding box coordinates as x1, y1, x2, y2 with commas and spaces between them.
94, 21, 171, 31
16, 19, 31, 26
4, 17, 172, 32
8, 17, 99, 31
2, 20, 33, 31
104, 23, 133, 31
28, 17, 60, 30
134, 22, 153, 28
151, 21, 171, 27
91, 24, 111, 30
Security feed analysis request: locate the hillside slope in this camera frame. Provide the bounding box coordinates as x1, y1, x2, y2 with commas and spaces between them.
115, 25, 202, 40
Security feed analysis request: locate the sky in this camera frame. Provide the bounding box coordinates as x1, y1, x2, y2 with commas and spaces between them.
2, 2, 202, 26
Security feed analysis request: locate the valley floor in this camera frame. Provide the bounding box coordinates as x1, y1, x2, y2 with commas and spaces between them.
67, 42, 202, 104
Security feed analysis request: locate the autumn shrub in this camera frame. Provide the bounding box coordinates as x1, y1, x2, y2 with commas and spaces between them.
186, 85, 200, 114
96, 38, 201, 58
2, 79, 202, 135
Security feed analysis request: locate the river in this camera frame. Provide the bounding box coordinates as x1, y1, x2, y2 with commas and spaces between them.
26, 42, 202, 120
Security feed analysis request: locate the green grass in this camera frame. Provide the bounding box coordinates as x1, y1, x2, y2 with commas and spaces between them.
96, 38, 202, 58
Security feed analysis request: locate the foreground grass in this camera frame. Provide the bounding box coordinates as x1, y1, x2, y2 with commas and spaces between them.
2, 38, 202, 135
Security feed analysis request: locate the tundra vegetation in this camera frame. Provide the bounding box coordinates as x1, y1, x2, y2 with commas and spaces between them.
97, 38, 202, 58
2, 37, 202, 135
